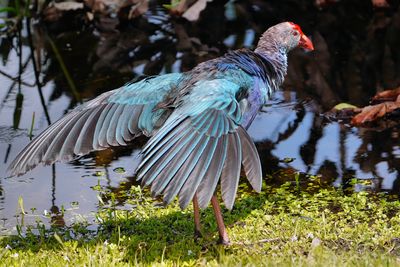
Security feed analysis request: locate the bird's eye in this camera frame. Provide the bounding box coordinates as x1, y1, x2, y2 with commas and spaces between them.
292, 31, 299, 36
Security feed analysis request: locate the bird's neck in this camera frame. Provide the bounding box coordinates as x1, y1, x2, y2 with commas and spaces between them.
254, 42, 288, 86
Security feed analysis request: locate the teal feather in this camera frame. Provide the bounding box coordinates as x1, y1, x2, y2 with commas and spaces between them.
178, 137, 218, 208
196, 135, 228, 209
138, 123, 190, 171
150, 133, 205, 196
108, 73, 182, 105
238, 127, 262, 192
162, 135, 210, 203
74, 105, 104, 155
138, 128, 196, 185
93, 104, 113, 149
107, 104, 125, 146
58, 110, 93, 161
98, 104, 119, 147
220, 132, 242, 210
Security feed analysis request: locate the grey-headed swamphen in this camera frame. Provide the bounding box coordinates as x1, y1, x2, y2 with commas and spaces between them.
9, 22, 314, 244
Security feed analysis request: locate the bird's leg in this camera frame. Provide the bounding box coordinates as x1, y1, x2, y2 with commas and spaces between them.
211, 195, 230, 245
193, 194, 202, 239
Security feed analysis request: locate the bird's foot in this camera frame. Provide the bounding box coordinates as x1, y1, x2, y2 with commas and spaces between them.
218, 237, 231, 246
194, 229, 202, 240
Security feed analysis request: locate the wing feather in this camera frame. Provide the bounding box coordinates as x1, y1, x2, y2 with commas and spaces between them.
162, 135, 209, 204
149, 132, 203, 195
137, 77, 263, 210
220, 132, 242, 210
107, 104, 126, 146
178, 137, 218, 208
8, 73, 182, 176
47, 110, 93, 162
196, 135, 228, 208
74, 105, 105, 155
238, 126, 262, 192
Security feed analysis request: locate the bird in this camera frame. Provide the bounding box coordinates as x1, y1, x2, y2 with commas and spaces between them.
8, 22, 314, 245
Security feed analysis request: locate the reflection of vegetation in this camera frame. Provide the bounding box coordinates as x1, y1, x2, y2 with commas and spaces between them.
47, 35, 81, 102
1, 182, 400, 265
0, 1, 53, 124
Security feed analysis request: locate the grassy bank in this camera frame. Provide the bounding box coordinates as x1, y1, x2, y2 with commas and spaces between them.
1, 178, 400, 266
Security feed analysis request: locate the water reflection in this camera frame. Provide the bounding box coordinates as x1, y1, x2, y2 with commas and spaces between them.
1, 1, 400, 235
250, 91, 400, 191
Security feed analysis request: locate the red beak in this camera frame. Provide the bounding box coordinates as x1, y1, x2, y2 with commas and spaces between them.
299, 34, 314, 51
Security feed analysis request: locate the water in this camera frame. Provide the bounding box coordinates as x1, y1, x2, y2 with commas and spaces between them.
1, 1, 400, 235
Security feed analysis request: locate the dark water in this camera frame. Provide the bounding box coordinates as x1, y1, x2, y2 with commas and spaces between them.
0, 0, 400, 235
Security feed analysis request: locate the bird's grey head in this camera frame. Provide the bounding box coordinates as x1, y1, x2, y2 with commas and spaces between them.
255, 22, 314, 55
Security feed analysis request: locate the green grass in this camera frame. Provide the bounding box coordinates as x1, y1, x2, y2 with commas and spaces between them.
1, 177, 400, 266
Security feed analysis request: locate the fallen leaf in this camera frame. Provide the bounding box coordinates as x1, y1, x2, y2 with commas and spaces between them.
182, 0, 212, 21
324, 102, 362, 122
43, 6, 63, 21
371, 86, 400, 103
314, 0, 338, 8
351, 101, 400, 125
169, 0, 193, 15
128, 0, 149, 19
43, 1, 84, 21
53, 2, 84, 11
86, 12, 94, 20
169, 0, 212, 21
372, 0, 389, 8
333, 103, 359, 110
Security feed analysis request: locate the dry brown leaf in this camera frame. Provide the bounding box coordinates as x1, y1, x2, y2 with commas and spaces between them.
182, 0, 211, 21
84, 0, 148, 17
43, 6, 63, 21
53, 1, 84, 10
170, 0, 212, 21
372, 0, 389, 8
351, 101, 400, 125
372, 86, 400, 103
169, 0, 194, 15
314, 0, 338, 8
128, 0, 148, 19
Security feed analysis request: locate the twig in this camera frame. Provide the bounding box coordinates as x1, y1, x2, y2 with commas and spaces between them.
47, 35, 81, 103
26, 18, 51, 125
3, 144, 11, 164
233, 238, 281, 246
256, 238, 280, 243
0, 69, 35, 87
29, 111, 35, 140
0, 54, 30, 111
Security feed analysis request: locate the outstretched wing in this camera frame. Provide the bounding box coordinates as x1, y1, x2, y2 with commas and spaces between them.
8, 73, 182, 176
137, 78, 262, 210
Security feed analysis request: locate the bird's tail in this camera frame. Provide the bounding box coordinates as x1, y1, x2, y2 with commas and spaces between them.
136, 108, 262, 210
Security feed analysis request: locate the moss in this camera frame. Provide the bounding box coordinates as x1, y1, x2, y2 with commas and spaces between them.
1, 179, 400, 266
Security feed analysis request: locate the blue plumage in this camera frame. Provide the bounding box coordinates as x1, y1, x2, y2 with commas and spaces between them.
9, 22, 314, 244
9, 41, 277, 208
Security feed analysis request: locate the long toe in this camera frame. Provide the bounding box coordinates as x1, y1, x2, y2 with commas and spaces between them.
218, 236, 231, 246
194, 229, 202, 240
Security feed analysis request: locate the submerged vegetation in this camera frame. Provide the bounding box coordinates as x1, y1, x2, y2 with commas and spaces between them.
1, 179, 400, 266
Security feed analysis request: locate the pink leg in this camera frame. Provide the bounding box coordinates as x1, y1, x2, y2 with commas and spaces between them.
211, 195, 230, 245
193, 194, 202, 238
